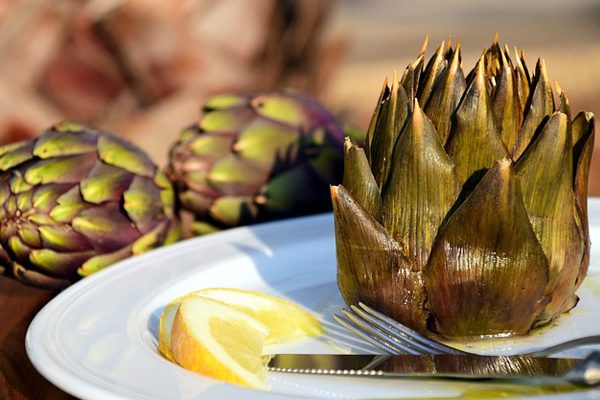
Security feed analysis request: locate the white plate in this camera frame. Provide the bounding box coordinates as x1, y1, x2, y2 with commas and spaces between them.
26, 201, 600, 400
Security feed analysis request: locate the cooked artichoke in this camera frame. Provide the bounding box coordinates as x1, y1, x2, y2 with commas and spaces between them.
333, 37, 595, 338
0, 122, 180, 289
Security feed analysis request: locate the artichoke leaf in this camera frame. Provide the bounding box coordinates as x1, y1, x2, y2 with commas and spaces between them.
445, 56, 509, 186
425, 160, 549, 337
39, 225, 93, 252
29, 248, 95, 278
33, 129, 97, 158
234, 119, 299, 166
382, 101, 459, 270
80, 162, 134, 204
123, 176, 164, 234
13, 263, 71, 290
332, 185, 429, 332
342, 138, 382, 222
208, 196, 258, 227
78, 246, 131, 277
572, 112, 595, 289
72, 203, 141, 253
0, 142, 34, 171
208, 154, 268, 196
492, 49, 522, 150
512, 59, 554, 160
24, 153, 96, 185
364, 79, 390, 159
515, 112, 583, 323
369, 76, 410, 189
417, 41, 447, 107
251, 94, 309, 129
424, 44, 467, 144
513, 48, 531, 117
203, 94, 248, 111
98, 135, 156, 177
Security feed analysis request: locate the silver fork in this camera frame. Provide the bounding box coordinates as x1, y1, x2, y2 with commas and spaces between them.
335, 302, 600, 357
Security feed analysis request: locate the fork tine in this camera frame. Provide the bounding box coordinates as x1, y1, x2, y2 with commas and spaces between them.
349, 305, 439, 355
333, 313, 397, 354
358, 302, 469, 355
341, 309, 422, 355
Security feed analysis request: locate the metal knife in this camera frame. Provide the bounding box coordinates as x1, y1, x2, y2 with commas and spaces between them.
267, 351, 600, 387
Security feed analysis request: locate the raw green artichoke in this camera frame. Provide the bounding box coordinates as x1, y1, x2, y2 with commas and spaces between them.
333, 38, 595, 338
0, 122, 179, 289
167, 90, 347, 235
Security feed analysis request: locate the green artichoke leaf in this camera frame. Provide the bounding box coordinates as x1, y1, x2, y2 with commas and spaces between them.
78, 246, 131, 277
50, 186, 88, 223
342, 138, 382, 222
332, 185, 429, 332
131, 221, 169, 255
557, 87, 571, 122
251, 94, 308, 129
0, 141, 34, 171
513, 48, 531, 117
369, 76, 410, 187
163, 221, 181, 245
234, 118, 299, 166
364, 79, 390, 158
72, 203, 141, 253
515, 112, 583, 323
208, 154, 268, 196
9, 236, 30, 261
208, 196, 257, 226
53, 121, 85, 132
97, 135, 155, 177
33, 129, 97, 158
203, 94, 249, 111
154, 170, 173, 190
80, 162, 134, 204
39, 225, 93, 252
258, 164, 327, 215
417, 41, 447, 107
190, 134, 235, 157
382, 101, 459, 270
180, 190, 213, 216
17, 224, 41, 248
512, 59, 554, 160
13, 263, 71, 290
424, 44, 467, 144
400, 57, 423, 111
445, 56, 509, 186
29, 248, 95, 278
191, 221, 221, 236
0, 140, 30, 158
425, 160, 549, 337
572, 112, 595, 289
32, 184, 72, 212
123, 176, 164, 234
9, 170, 33, 194
492, 49, 522, 150
200, 108, 255, 133
15, 189, 32, 211
24, 153, 96, 185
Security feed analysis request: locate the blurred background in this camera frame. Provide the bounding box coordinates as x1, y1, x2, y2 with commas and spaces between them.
1, 0, 600, 190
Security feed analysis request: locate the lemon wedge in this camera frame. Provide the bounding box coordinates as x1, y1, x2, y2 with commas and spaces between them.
170, 296, 270, 389
196, 288, 322, 345
158, 288, 322, 388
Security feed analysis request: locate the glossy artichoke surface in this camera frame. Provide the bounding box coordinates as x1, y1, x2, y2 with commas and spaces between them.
0, 122, 179, 289
167, 90, 347, 235
333, 38, 595, 338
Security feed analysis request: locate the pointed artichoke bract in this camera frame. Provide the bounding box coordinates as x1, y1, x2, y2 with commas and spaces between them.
425, 160, 548, 337
0, 122, 179, 290
334, 37, 595, 338
167, 90, 350, 235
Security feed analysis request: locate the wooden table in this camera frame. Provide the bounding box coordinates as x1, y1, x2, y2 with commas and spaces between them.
0, 276, 75, 399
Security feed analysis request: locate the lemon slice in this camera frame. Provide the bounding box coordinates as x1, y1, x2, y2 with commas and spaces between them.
157, 299, 180, 361
170, 296, 269, 389
196, 288, 322, 345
